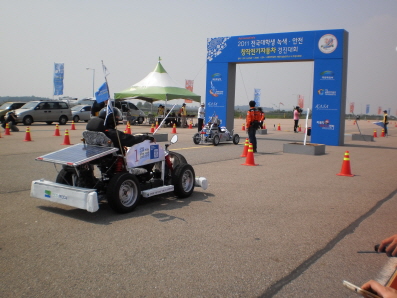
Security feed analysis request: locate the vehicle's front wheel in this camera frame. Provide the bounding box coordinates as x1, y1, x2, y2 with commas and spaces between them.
137, 117, 144, 124
193, 133, 201, 144
23, 116, 33, 126
107, 173, 141, 213
173, 163, 195, 198
73, 115, 80, 123
213, 135, 220, 146
56, 168, 77, 186
232, 134, 240, 145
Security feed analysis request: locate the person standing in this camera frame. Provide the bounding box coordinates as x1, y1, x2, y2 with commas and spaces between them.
197, 103, 205, 132
246, 100, 261, 153
180, 103, 187, 127
383, 110, 389, 136
258, 107, 265, 129
293, 106, 301, 133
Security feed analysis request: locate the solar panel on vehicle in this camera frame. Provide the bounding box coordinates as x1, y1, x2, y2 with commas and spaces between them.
36, 144, 118, 166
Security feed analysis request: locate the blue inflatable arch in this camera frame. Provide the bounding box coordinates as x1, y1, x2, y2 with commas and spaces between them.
205, 29, 348, 146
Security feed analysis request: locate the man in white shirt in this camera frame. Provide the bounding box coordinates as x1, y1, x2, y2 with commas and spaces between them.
197, 103, 205, 132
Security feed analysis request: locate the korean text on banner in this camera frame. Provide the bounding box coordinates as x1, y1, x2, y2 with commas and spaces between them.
53, 63, 64, 96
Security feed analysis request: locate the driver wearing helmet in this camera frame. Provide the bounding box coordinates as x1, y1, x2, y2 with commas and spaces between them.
86, 106, 154, 152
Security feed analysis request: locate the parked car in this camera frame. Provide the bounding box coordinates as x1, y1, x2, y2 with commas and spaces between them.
0, 102, 26, 122
14, 100, 72, 125
71, 105, 91, 122
115, 100, 146, 124
76, 97, 96, 106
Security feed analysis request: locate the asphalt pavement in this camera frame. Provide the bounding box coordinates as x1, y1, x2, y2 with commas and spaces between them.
1, 118, 396, 298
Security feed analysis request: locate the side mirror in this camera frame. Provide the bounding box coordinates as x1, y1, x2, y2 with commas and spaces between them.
170, 134, 178, 144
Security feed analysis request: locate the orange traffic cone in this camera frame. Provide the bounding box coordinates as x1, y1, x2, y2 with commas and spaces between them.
150, 124, 155, 133
70, 121, 76, 130
373, 129, 377, 138
242, 123, 246, 131
53, 124, 61, 136
4, 123, 11, 135
241, 143, 258, 166
61, 129, 72, 145
240, 138, 249, 157
381, 129, 385, 137
263, 122, 266, 129
277, 123, 281, 131
298, 125, 301, 132
353, 120, 356, 125
171, 123, 177, 134
337, 151, 354, 177
126, 123, 131, 134
155, 121, 159, 130
24, 127, 32, 142
188, 120, 193, 129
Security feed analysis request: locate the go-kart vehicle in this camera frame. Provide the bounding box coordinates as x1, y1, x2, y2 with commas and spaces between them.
193, 115, 240, 146
30, 132, 208, 213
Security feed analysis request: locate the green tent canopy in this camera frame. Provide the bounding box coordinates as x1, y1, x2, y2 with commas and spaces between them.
114, 60, 201, 103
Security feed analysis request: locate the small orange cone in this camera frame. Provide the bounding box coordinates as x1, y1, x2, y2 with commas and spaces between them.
155, 121, 159, 130
298, 125, 301, 132
171, 123, 177, 134
61, 129, 72, 145
126, 123, 131, 134
277, 123, 281, 131
240, 138, 249, 157
373, 129, 377, 138
53, 124, 61, 136
263, 122, 266, 129
24, 127, 32, 142
241, 143, 258, 166
353, 120, 356, 125
242, 123, 246, 131
337, 151, 354, 177
150, 124, 155, 133
70, 121, 76, 130
188, 120, 193, 129
381, 129, 385, 137
5, 123, 11, 135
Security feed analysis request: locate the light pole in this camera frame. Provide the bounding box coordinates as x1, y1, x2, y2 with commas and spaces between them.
86, 68, 95, 98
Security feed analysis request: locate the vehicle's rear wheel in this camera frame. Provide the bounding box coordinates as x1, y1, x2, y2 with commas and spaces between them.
107, 173, 141, 213
73, 115, 80, 123
137, 117, 144, 124
23, 116, 33, 126
213, 135, 220, 146
232, 134, 240, 145
59, 116, 68, 125
173, 164, 195, 198
193, 133, 201, 144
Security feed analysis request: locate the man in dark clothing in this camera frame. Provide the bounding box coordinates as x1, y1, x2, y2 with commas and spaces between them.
86, 107, 154, 152
246, 100, 261, 153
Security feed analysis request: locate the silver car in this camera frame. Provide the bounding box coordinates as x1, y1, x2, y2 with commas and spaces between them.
71, 105, 91, 122
14, 100, 72, 125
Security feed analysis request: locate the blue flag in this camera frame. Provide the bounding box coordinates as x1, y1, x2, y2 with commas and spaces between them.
104, 99, 114, 127
53, 63, 64, 96
95, 82, 109, 103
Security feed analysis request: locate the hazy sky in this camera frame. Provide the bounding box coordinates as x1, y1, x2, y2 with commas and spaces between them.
1, 0, 396, 113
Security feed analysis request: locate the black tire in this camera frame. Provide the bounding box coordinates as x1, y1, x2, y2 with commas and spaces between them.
137, 117, 144, 124
56, 168, 77, 186
46, 121, 53, 125
59, 116, 68, 125
193, 133, 200, 145
213, 135, 220, 146
173, 163, 195, 198
23, 116, 33, 126
0, 115, 5, 123
107, 173, 141, 213
232, 134, 240, 145
73, 115, 80, 123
